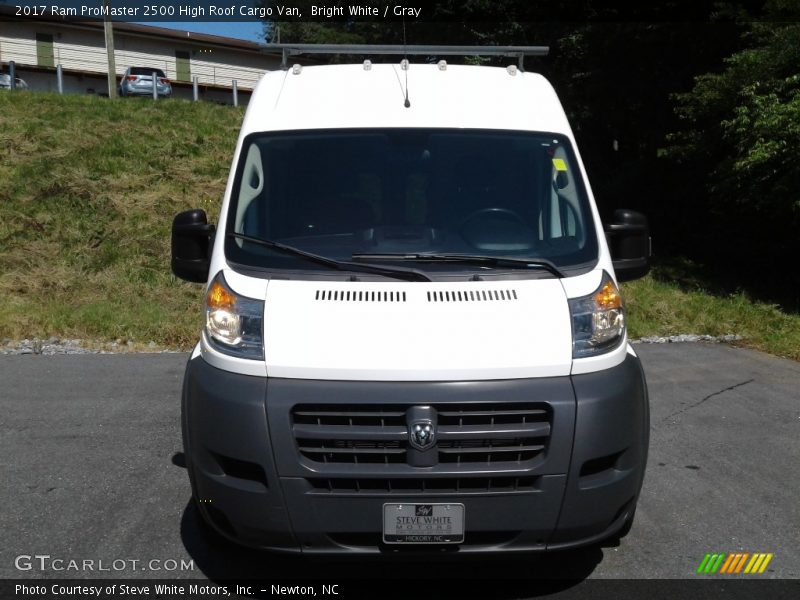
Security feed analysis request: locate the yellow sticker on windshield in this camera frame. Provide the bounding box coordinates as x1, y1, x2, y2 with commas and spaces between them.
552, 158, 568, 172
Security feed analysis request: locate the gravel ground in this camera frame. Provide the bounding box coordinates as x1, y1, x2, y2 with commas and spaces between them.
0, 338, 183, 355
633, 334, 743, 344
1, 334, 744, 356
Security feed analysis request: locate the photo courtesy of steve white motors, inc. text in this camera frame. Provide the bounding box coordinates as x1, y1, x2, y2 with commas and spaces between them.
11, 2, 424, 19
15, 583, 238, 598
15, 583, 339, 597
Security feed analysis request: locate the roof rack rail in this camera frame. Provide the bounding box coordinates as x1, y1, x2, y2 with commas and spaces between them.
266, 44, 549, 72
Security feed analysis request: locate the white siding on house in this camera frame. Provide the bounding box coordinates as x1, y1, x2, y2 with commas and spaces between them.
1, 23, 110, 73
53, 28, 111, 74
0, 23, 41, 66
187, 49, 270, 89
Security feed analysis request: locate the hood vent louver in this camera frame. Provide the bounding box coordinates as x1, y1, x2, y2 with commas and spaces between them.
315, 290, 407, 302
427, 289, 518, 303
313, 289, 519, 303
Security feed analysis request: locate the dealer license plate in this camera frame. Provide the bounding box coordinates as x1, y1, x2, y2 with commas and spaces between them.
382, 503, 465, 544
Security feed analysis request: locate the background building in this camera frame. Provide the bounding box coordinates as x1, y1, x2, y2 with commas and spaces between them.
0, 11, 281, 104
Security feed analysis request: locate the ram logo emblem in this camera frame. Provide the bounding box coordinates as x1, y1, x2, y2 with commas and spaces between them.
409, 420, 436, 450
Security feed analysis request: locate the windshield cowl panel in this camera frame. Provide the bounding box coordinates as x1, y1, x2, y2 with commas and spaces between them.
225, 259, 597, 283
225, 129, 598, 277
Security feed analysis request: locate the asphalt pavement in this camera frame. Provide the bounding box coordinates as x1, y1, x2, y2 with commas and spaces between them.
1, 343, 798, 591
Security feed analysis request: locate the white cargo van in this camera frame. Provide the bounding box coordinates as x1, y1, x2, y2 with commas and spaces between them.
171, 45, 651, 553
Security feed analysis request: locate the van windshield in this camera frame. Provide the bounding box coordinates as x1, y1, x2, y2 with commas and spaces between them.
226, 129, 598, 275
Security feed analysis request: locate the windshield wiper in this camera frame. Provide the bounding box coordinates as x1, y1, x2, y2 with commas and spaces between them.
351, 252, 565, 278
228, 233, 433, 282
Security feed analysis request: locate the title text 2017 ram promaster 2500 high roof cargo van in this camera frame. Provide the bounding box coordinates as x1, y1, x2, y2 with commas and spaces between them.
171, 45, 651, 554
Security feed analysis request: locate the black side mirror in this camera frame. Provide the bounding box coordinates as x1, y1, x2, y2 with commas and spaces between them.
171, 209, 215, 283
605, 209, 650, 282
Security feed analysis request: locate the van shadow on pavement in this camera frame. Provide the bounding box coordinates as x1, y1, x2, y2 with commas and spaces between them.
179, 497, 605, 598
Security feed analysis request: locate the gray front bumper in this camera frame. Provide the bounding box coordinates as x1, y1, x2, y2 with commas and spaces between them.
181, 354, 648, 553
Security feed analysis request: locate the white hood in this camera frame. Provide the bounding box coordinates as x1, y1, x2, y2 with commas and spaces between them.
263, 279, 572, 381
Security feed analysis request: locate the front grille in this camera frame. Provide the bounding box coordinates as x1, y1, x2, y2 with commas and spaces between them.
437, 404, 550, 465
293, 406, 408, 465
292, 403, 550, 467
295, 439, 406, 464
308, 476, 541, 495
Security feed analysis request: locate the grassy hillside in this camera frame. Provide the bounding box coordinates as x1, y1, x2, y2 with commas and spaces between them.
1, 92, 798, 358
0, 92, 242, 348
623, 275, 799, 360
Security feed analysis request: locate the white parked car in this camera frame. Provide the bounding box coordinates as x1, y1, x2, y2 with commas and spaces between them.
171, 45, 651, 554
118, 67, 172, 97
0, 73, 28, 90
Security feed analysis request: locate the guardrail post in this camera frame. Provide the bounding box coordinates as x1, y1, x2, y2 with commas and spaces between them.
232, 79, 238, 107
192, 76, 198, 102
152, 70, 158, 100
56, 64, 64, 94
9, 61, 15, 90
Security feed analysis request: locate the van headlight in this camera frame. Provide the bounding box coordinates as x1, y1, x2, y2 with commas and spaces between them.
569, 272, 625, 358
205, 272, 264, 360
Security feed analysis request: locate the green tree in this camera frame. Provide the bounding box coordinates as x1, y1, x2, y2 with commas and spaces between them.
667, 4, 800, 302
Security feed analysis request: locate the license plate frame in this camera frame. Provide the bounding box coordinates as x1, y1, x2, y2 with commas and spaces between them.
382, 503, 465, 544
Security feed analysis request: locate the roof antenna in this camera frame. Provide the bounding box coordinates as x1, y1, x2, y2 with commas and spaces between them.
402, 15, 410, 108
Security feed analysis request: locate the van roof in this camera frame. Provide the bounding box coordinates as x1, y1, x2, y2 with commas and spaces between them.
240, 63, 572, 137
